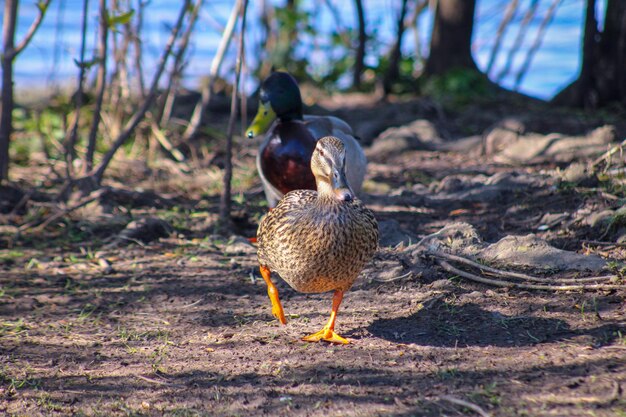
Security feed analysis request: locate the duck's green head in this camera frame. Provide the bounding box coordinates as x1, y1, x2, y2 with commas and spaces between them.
247, 72, 304, 139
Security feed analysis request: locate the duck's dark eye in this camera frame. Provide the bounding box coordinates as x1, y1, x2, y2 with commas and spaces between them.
318, 149, 324, 157
264, 111, 268, 115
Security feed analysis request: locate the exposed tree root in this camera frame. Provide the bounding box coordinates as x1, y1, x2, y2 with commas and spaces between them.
437, 260, 624, 292
432, 251, 618, 284
439, 395, 492, 417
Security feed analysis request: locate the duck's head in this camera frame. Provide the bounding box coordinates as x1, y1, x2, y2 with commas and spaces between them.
311, 136, 354, 202
247, 72, 304, 139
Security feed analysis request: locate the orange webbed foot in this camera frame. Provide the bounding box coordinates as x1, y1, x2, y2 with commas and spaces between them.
302, 327, 349, 344
301, 290, 349, 344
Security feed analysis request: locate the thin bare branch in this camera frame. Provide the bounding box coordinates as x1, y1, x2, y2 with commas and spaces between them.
13, 0, 52, 57
85, 0, 109, 173
184, 0, 242, 141
150, 121, 186, 162
64, 0, 91, 178
582, 239, 626, 247
514, 0, 563, 90
407, 0, 428, 72
220, 0, 248, 226
159, 0, 204, 126
90, 0, 191, 187
18, 189, 105, 232
133, 1, 147, 98
486, 0, 519, 76
496, 0, 539, 82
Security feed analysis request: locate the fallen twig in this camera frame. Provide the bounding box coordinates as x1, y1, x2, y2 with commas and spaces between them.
592, 138, 626, 168
8, 189, 33, 216
581, 239, 626, 247
181, 297, 205, 308
134, 374, 183, 387
18, 189, 105, 232
439, 260, 624, 291
439, 395, 492, 417
527, 380, 620, 405
432, 251, 617, 284
372, 271, 413, 283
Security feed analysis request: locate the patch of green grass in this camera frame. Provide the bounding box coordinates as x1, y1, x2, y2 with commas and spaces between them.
0, 250, 26, 265
0, 318, 29, 337
437, 321, 463, 337
0, 366, 41, 394
469, 381, 502, 406
117, 326, 141, 342
149, 343, 170, 373
167, 408, 205, 417
437, 367, 459, 380
36, 391, 65, 412
422, 68, 495, 106
76, 303, 101, 324
606, 261, 626, 279
118, 326, 171, 343
63, 277, 84, 294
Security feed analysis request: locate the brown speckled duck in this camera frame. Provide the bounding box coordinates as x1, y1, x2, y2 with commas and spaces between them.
256, 136, 378, 344
247, 71, 367, 207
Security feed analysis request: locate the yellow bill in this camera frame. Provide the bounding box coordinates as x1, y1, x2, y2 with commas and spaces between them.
246, 101, 277, 139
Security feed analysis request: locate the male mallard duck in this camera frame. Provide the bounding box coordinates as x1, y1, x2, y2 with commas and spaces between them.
247, 71, 367, 207
256, 136, 378, 344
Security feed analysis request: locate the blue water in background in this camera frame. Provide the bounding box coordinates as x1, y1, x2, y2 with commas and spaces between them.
4, 0, 605, 100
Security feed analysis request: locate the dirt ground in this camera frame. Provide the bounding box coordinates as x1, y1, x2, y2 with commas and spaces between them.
1, 96, 625, 416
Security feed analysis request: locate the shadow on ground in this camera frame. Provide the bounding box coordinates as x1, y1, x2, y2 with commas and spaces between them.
368, 298, 623, 348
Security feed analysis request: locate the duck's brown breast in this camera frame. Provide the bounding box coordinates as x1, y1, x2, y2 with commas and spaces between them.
257, 195, 379, 294
260, 122, 317, 194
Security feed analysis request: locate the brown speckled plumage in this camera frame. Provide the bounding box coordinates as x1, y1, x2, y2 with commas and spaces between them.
257, 135, 378, 297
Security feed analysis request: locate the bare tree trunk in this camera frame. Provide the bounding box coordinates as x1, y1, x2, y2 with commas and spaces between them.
577, 0, 598, 105
220, 0, 249, 228
0, 1, 18, 183
383, 0, 409, 94
553, 0, 626, 107
85, 0, 109, 173
352, 0, 366, 89
425, 0, 478, 75
0, 0, 51, 182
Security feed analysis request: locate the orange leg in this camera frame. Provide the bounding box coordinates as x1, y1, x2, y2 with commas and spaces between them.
302, 290, 349, 344
260, 265, 287, 325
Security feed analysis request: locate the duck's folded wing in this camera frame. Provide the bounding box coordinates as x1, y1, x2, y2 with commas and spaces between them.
303, 115, 353, 138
